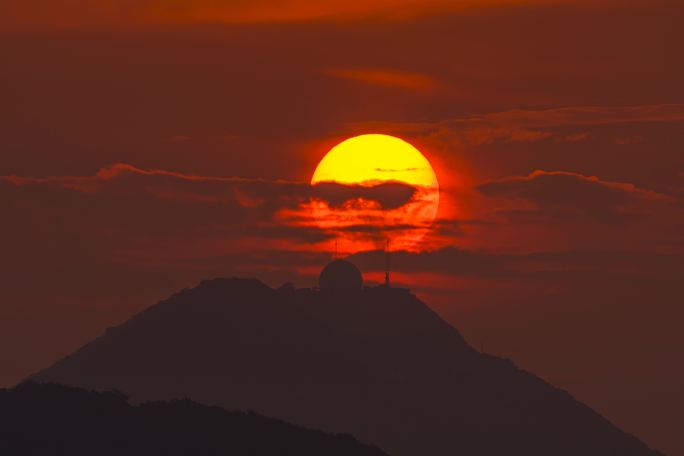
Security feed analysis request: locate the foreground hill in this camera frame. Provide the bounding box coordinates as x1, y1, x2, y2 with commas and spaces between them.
32, 277, 663, 456
0, 382, 387, 456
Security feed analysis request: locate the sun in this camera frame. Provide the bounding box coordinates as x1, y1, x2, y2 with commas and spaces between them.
311, 134, 438, 189
310, 134, 439, 252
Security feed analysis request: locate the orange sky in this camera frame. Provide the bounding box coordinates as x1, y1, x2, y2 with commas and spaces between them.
1, 0, 592, 29
1, 1, 684, 454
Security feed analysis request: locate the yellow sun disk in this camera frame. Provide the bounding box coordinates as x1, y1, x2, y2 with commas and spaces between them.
309, 134, 440, 252
311, 134, 438, 189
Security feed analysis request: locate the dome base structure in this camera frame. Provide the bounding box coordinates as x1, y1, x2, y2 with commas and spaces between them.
319, 260, 363, 293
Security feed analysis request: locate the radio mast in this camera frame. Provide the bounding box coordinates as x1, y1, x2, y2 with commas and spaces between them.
385, 239, 390, 288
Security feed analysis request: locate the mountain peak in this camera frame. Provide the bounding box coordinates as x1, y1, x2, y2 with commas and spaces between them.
32, 276, 662, 456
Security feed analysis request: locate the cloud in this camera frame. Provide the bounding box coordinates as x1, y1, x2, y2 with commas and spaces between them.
351, 247, 502, 277
0, 0, 588, 30
349, 104, 684, 146
3, 162, 419, 211
476, 170, 672, 223
324, 68, 445, 94
476, 104, 684, 128
0, 162, 433, 308
508, 130, 552, 142
615, 135, 644, 145
0, 164, 337, 299
311, 181, 417, 209
1, 163, 445, 265
562, 132, 590, 142
349, 247, 684, 281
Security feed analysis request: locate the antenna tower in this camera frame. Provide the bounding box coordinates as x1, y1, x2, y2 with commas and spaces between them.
385, 239, 390, 288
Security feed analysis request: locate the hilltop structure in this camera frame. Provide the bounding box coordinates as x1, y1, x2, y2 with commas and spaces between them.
318, 259, 363, 293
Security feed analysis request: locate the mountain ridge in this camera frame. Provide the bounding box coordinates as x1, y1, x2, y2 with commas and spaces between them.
32, 277, 664, 456
0, 381, 388, 456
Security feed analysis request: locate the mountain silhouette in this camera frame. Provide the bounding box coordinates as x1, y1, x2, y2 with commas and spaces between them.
0, 381, 387, 456
31, 273, 663, 456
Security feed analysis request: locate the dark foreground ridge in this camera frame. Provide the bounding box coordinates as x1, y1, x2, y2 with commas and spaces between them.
32, 277, 664, 456
0, 382, 387, 456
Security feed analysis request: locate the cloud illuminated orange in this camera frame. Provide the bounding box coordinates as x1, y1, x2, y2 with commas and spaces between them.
0, 0, 601, 30
324, 68, 443, 94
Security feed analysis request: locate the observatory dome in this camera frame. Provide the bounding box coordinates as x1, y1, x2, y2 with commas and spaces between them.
319, 259, 363, 293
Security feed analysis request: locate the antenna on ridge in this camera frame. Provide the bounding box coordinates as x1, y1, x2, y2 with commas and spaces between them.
385, 238, 390, 288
